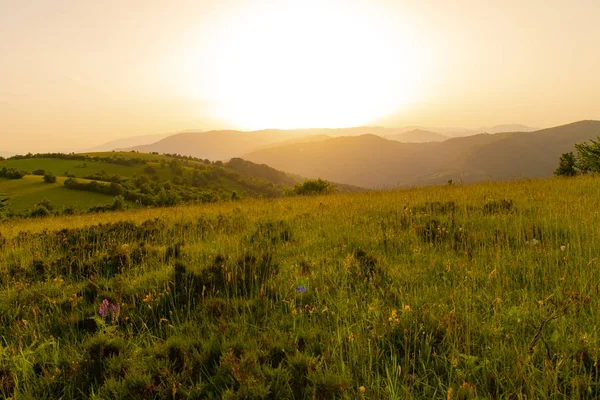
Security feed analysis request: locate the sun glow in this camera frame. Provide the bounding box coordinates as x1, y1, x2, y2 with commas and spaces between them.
180, 1, 430, 129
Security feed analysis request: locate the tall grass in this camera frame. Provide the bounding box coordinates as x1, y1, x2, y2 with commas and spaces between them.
0, 176, 599, 398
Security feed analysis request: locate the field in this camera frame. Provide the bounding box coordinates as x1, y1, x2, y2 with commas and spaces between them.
0, 175, 115, 212
0, 176, 599, 398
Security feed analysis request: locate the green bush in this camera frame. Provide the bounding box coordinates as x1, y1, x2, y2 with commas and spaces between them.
284, 178, 337, 196
43, 174, 57, 183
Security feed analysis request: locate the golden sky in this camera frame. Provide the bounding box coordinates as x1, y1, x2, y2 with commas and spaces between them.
1, 0, 599, 152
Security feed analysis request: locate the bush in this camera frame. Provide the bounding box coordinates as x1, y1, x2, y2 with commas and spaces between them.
30, 206, 50, 218
0, 168, 26, 179
32, 169, 46, 176
111, 196, 126, 211
285, 178, 337, 196
43, 174, 57, 183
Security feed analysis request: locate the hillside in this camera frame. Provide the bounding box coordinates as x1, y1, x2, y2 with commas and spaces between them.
386, 129, 448, 143
1, 176, 600, 398
0, 175, 115, 213
244, 120, 600, 188
0, 153, 303, 215
243, 133, 499, 188
0, 152, 364, 216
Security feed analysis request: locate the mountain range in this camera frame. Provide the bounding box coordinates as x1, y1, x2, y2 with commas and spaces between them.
115, 125, 536, 160
242, 120, 600, 188
69, 120, 599, 189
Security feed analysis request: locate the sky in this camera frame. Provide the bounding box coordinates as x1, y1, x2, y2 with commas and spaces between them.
1, 0, 599, 152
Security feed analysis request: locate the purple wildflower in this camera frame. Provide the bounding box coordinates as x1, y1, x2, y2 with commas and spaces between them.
99, 299, 121, 324
99, 299, 109, 318
296, 286, 307, 293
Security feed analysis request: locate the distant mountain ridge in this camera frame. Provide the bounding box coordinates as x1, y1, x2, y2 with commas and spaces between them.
124, 124, 538, 161
242, 120, 600, 188
88, 132, 175, 152
386, 129, 448, 143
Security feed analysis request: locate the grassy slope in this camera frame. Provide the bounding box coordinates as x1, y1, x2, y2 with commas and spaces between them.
0, 152, 296, 212
0, 175, 114, 212
1, 176, 599, 398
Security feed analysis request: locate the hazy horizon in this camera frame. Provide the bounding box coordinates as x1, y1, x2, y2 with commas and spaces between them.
2, 0, 599, 153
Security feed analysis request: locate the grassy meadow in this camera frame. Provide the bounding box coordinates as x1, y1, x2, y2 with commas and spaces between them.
0, 175, 115, 213
0, 176, 599, 398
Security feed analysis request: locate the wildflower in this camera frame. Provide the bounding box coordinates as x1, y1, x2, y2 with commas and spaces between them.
99, 299, 121, 324
560, 245, 566, 252
296, 286, 307, 293
404, 305, 411, 312
295, 276, 309, 294
110, 303, 121, 324
99, 299, 109, 318
359, 386, 366, 393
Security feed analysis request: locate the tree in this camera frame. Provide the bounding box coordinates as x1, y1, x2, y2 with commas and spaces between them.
554, 152, 577, 176
574, 137, 600, 173
43, 173, 57, 183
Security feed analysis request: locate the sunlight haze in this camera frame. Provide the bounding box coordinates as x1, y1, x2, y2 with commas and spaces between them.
1, 0, 599, 152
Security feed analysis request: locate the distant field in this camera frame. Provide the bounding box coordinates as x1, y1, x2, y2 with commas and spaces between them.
1, 176, 599, 398
0, 175, 114, 212
0, 155, 160, 179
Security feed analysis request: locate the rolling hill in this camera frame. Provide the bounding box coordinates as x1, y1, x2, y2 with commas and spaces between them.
0, 152, 363, 215
243, 120, 600, 188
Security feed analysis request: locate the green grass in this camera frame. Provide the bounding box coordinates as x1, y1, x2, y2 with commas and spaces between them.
0, 175, 114, 212
0, 176, 599, 398
0, 156, 149, 178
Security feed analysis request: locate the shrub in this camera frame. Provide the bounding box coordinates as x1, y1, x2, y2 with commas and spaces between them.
111, 195, 126, 211
32, 169, 46, 176
43, 174, 57, 183
285, 178, 337, 196
0, 168, 26, 179
30, 205, 50, 218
